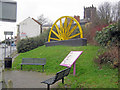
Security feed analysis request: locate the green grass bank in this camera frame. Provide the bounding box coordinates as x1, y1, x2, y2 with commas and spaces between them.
12, 45, 118, 88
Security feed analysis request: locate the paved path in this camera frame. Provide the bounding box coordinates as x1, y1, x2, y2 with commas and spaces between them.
0, 53, 60, 89
4, 70, 60, 88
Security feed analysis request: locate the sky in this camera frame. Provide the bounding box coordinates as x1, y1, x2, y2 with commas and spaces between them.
0, 0, 119, 41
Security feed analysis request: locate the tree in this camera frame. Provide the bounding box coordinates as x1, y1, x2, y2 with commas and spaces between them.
37, 14, 48, 25
84, 2, 119, 45
96, 2, 119, 25
112, 2, 120, 22
118, 1, 120, 21
37, 14, 53, 33
97, 2, 112, 24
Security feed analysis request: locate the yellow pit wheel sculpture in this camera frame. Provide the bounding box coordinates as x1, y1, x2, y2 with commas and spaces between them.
48, 16, 83, 42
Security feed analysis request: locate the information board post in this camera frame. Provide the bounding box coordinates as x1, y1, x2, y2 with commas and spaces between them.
73, 62, 76, 75
60, 51, 83, 76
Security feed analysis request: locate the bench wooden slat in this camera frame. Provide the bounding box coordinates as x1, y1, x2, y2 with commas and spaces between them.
22, 58, 33, 63
41, 76, 56, 85
21, 58, 46, 72
55, 68, 70, 82
21, 63, 45, 65
33, 58, 46, 64
41, 68, 71, 89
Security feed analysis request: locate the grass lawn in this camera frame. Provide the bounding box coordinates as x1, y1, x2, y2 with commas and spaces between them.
12, 45, 118, 88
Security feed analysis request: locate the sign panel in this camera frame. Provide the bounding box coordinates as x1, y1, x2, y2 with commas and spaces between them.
21, 32, 26, 37
60, 51, 83, 67
4, 31, 13, 35
0, 0, 17, 22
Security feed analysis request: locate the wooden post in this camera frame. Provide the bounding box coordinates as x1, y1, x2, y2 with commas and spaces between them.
8, 80, 13, 88
47, 84, 50, 90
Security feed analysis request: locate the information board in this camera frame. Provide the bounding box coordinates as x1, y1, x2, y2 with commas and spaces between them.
60, 51, 83, 67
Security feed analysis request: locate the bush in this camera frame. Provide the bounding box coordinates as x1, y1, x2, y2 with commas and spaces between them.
95, 23, 119, 47
82, 22, 108, 45
94, 23, 119, 68
94, 46, 118, 68
17, 37, 40, 53
17, 29, 50, 53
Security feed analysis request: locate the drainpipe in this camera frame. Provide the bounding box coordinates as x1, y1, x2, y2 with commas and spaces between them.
40, 24, 42, 34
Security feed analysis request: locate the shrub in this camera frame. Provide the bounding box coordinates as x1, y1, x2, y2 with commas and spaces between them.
17, 29, 50, 53
95, 23, 119, 47
83, 23, 108, 45
94, 46, 118, 68
94, 23, 119, 68
17, 37, 39, 53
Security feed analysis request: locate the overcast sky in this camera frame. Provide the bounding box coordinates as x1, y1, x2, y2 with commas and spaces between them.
0, 0, 119, 41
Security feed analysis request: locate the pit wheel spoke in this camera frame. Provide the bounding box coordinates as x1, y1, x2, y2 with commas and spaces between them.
68, 24, 78, 36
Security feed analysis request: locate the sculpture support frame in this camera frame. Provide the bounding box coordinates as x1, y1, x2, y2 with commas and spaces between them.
45, 38, 87, 47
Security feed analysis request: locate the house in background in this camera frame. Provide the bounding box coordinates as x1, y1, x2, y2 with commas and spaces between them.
42, 24, 52, 32
74, 15, 80, 22
17, 17, 42, 41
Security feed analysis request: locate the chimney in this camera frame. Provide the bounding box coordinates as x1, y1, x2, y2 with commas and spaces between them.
74, 15, 80, 22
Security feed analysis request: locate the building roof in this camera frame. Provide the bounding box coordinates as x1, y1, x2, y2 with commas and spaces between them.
32, 18, 42, 26
79, 19, 88, 25
80, 19, 88, 23
42, 24, 52, 27
18, 17, 42, 26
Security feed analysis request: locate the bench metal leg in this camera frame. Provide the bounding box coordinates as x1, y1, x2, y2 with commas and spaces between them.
21, 65, 22, 70
47, 84, 50, 90
42, 65, 44, 72
62, 77, 64, 84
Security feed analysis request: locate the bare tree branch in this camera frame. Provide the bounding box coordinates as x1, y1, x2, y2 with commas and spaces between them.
37, 14, 48, 25
97, 2, 112, 24
37, 14, 53, 26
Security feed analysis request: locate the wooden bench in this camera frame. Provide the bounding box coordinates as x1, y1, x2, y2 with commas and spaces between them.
21, 58, 46, 72
41, 68, 71, 89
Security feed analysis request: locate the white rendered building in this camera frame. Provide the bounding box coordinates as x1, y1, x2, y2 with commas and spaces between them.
17, 17, 42, 40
